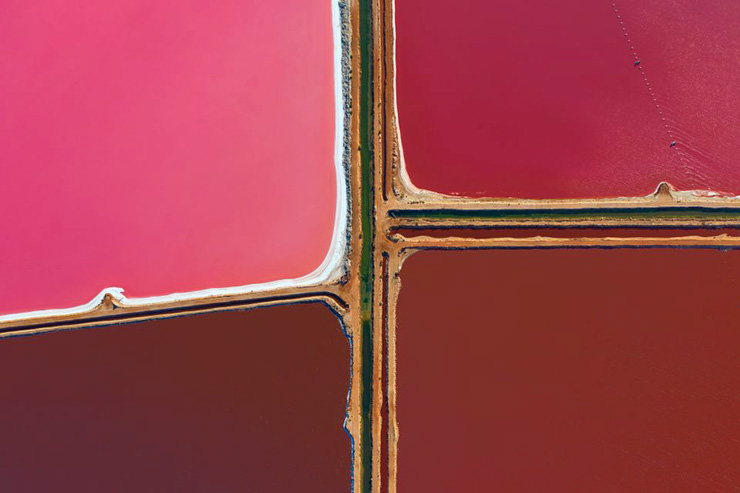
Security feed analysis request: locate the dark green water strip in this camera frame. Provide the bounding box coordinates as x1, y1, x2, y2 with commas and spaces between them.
359, 0, 375, 490
389, 206, 740, 222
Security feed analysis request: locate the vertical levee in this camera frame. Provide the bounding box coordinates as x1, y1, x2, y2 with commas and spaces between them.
383, 248, 405, 493
379, 252, 390, 491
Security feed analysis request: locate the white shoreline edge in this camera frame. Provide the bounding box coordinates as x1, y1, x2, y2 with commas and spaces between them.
0, 1, 349, 325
